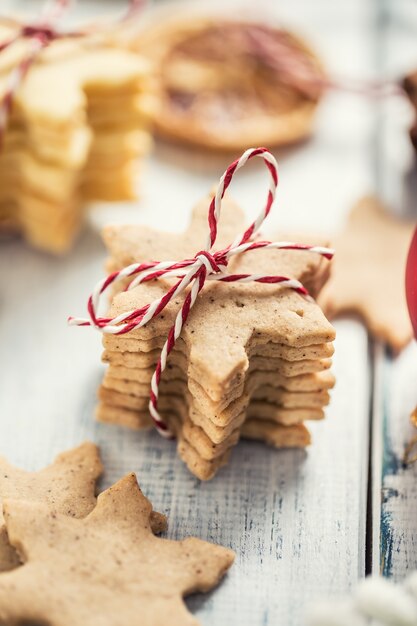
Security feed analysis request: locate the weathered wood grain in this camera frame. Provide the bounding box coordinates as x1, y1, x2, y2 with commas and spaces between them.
372, 0, 417, 582
0, 242, 371, 625
0, 0, 389, 624
376, 343, 417, 580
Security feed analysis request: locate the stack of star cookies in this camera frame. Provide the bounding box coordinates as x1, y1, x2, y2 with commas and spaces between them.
96, 195, 336, 479
0, 21, 154, 253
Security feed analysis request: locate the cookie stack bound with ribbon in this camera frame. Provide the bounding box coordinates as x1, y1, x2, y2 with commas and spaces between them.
0, 11, 153, 252
71, 148, 336, 480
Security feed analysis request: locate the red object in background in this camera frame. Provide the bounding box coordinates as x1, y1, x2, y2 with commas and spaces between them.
406, 226, 417, 338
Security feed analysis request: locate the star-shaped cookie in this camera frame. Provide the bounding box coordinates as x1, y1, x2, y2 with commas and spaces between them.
0, 442, 102, 571
318, 197, 415, 352
103, 194, 335, 392
0, 473, 234, 626
99, 193, 335, 476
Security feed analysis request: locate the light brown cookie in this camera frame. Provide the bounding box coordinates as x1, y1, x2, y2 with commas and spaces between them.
177, 439, 232, 481
104, 195, 334, 388
0, 442, 102, 572
191, 402, 324, 442
104, 194, 331, 297
98, 384, 330, 421
318, 197, 414, 352
130, 16, 324, 151
177, 422, 309, 480
103, 349, 332, 378
103, 335, 335, 360
180, 415, 310, 461
99, 192, 334, 477
241, 419, 310, 448
104, 359, 333, 391
103, 372, 335, 408
98, 382, 328, 414
97, 385, 322, 475
95, 399, 310, 479
101, 353, 333, 408
0, 473, 234, 624
97, 397, 324, 443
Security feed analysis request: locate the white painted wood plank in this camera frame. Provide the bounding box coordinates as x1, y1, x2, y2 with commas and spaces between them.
372, 0, 417, 581
0, 253, 371, 625
377, 343, 417, 580
0, 1, 377, 624
371, 343, 384, 575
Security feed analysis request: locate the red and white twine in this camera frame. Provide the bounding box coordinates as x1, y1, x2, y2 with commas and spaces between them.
69, 147, 334, 437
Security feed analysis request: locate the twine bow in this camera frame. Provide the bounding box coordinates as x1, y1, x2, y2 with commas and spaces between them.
69, 147, 334, 437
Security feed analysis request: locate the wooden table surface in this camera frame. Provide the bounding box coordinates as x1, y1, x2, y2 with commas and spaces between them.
1, 1, 417, 624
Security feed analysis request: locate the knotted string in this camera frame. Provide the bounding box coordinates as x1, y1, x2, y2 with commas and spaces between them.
69, 147, 334, 437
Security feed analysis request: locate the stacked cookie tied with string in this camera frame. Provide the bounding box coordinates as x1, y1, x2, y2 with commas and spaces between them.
0, 19, 153, 252
71, 149, 335, 480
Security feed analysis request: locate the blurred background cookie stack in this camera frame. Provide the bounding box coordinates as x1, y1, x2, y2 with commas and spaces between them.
95, 195, 336, 479
0, 20, 154, 253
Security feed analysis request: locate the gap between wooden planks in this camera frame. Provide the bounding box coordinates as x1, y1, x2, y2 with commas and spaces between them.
371, 342, 417, 579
